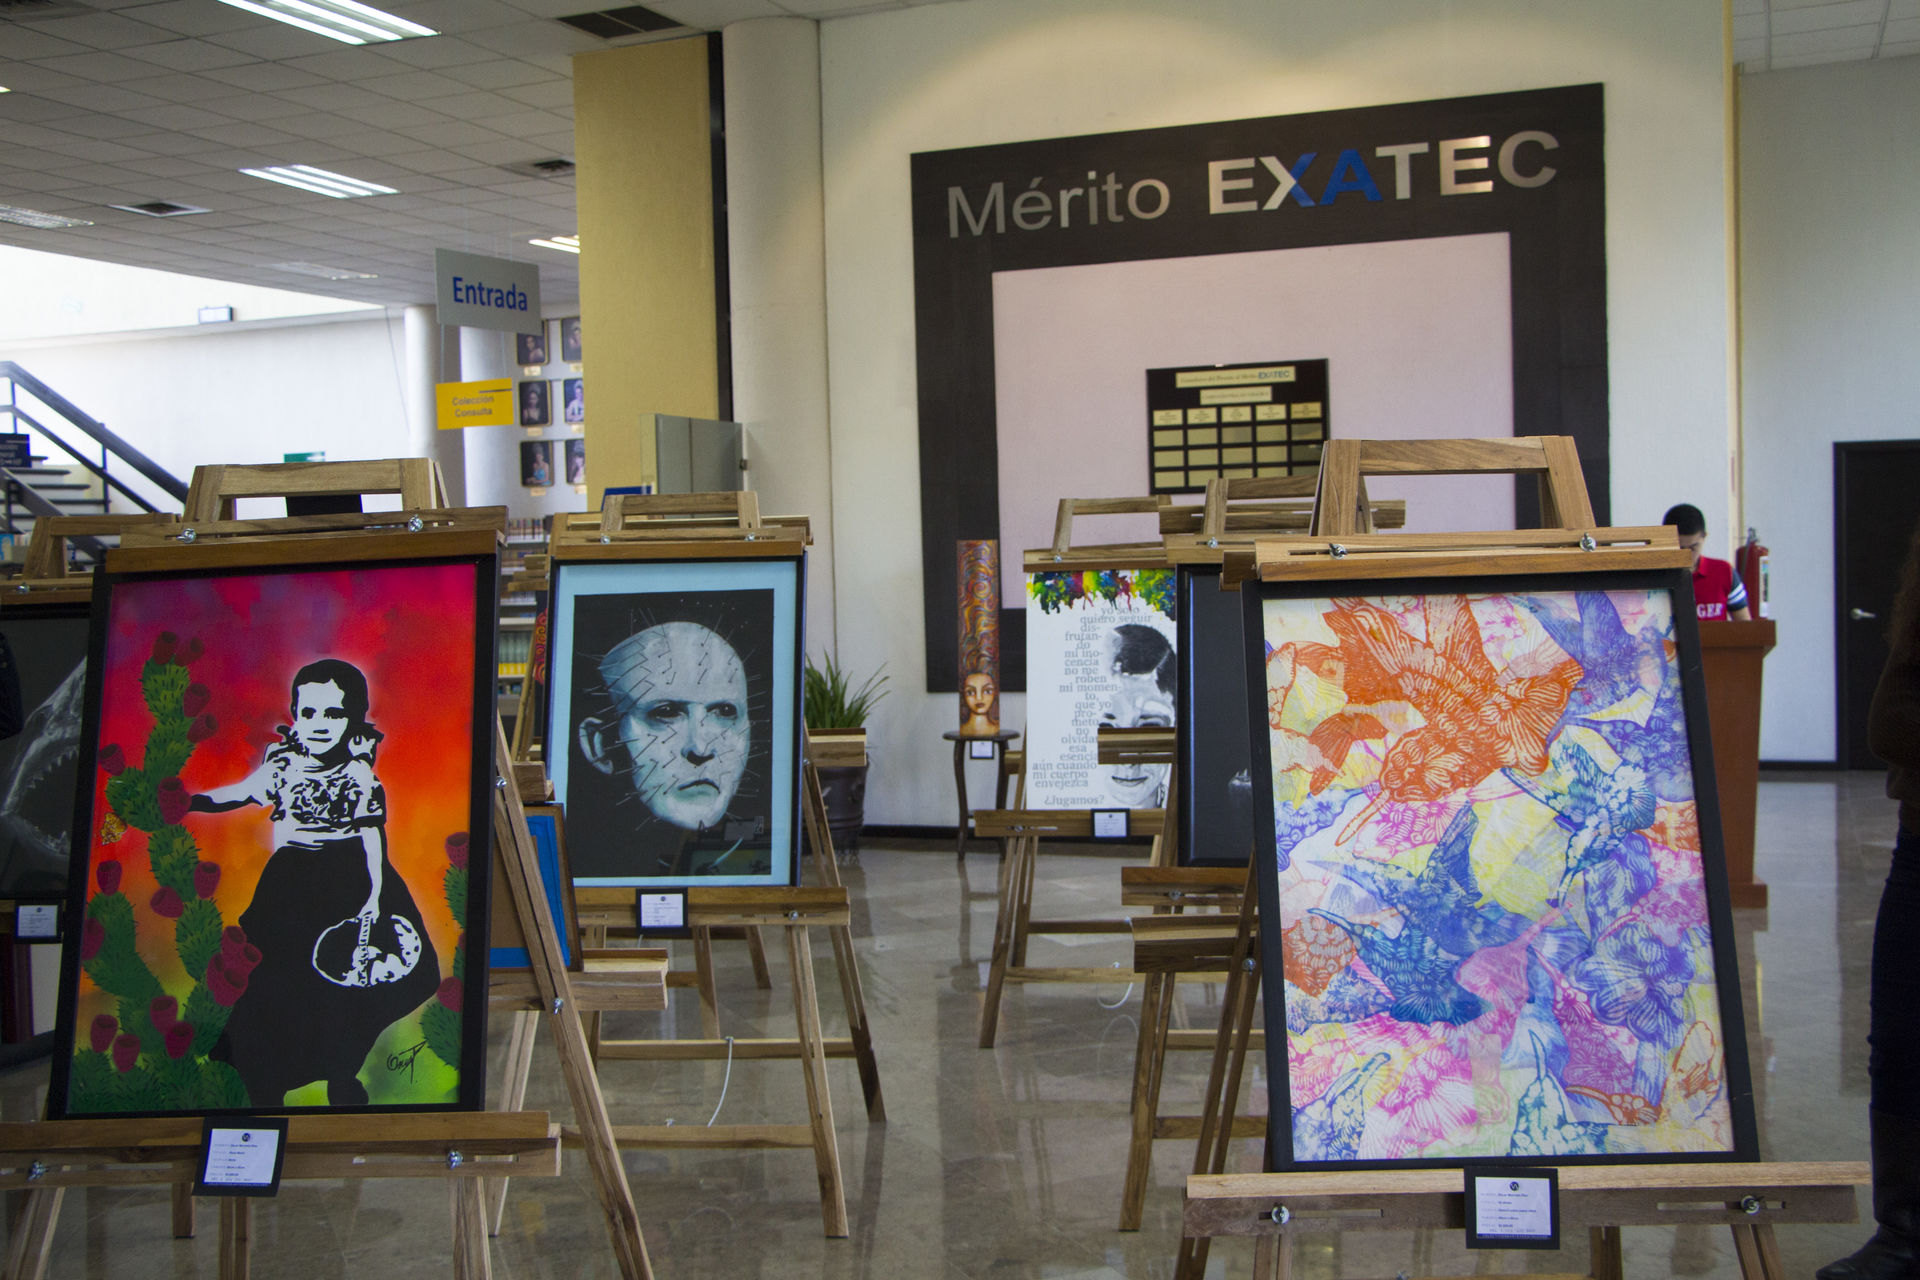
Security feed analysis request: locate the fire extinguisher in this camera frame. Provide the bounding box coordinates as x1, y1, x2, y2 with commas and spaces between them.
1735, 527, 1770, 619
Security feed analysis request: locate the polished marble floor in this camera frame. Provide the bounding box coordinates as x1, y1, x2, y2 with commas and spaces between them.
0, 771, 1898, 1277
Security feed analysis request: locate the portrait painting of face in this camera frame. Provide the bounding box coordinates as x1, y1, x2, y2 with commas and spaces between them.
518, 380, 550, 428
515, 330, 547, 367
548, 557, 802, 888
559, 316, 583, 364
1023, 567, 1176, 809
1246, 570, 1756, 1169
520, 440, 553, 488
49, 547, 497, 1119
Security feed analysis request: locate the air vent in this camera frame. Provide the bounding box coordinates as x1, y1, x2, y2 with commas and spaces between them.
500, 157, 576, 180
108, 201, 211, 218
557, 5, 682, 39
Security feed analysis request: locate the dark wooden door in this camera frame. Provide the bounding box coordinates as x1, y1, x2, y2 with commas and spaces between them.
1834, 440, 1920, 768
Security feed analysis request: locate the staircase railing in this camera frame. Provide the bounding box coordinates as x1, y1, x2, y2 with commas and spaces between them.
0, 362, 189, 513
0, 475, 109, 564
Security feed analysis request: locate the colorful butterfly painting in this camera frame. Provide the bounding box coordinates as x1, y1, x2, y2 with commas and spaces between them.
1254, 582, 1748, 1167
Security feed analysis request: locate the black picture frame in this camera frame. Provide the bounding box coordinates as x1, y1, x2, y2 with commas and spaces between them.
546, 554, 806, 890
912, 83, 1608, 695
1176, 565, 1253, 866
1242, 567, 1757, 1171
49, 544, 497, 1119
0, 599, 93, 902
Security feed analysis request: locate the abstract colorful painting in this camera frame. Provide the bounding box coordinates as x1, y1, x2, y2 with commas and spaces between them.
50, 552, 496, 1118
957, 540, 1001, 736
489, 805, 578, 972
1247, 572, 1755, 1168
1025, 567, 1175, 809
548, 556, 802, 888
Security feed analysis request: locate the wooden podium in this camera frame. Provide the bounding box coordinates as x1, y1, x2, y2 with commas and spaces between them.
1700, 619, 1777, 909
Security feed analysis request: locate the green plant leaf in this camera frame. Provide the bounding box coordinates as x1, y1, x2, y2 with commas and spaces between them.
802, 653, 888, 730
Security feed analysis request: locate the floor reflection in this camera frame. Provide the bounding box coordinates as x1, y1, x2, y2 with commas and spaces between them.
0, 772, 1897, 1277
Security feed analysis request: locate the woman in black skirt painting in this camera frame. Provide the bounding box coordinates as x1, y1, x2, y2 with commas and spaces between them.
192, 659, 438, 1107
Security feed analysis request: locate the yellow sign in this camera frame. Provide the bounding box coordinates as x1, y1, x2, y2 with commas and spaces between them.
435, 378, 513, 429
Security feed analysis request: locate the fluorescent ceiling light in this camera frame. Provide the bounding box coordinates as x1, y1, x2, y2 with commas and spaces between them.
0, 205, 94, 230
241, 164, 397, 199
272, 261, 379, 280
0, 87, 11, 94
212, 0, 436, 45
529, 234, 580, 254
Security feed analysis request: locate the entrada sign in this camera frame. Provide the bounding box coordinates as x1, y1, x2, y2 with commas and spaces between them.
434, 248, 542, 333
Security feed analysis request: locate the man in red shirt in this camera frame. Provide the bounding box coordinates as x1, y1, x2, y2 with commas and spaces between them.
1664, 503, 1752, 621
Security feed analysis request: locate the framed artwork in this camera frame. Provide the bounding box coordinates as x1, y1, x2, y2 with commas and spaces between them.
1245, 569, 1756, 1170
0, 602, 91, 899
559, 316, 583, 364
50, 543, 497, 1118
520, 441, 553, 489
548, 556, 804, 888
1176, 566, 1253, 866
1023, 567, 1175, 809
518, 380, 550, 429
956, 540, 1000, 736
515, 329, 548, 367
562, 378, 585, 426
564, 438, 586, 486
489, 804, 579, 972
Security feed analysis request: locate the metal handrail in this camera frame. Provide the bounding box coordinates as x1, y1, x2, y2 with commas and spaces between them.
0, 362, 188, 505
1, 473, 110, 564
4, 403, 158, 513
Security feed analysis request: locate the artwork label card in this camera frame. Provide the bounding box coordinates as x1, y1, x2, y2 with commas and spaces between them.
195, 1117, 288, 1196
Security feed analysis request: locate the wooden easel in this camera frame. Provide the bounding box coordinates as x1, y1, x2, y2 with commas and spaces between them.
1174, 437, 1864, 1280
526, 490, 883, 1239
0, 460, 655, 1280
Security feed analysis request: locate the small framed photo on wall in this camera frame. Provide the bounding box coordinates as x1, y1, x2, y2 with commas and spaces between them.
521, 440, 553, 488
517, 380, 550, 428
515, 329, 547, 367
559, 315, 582, 364
564, 438, 585, 487
562, 378, 584, 425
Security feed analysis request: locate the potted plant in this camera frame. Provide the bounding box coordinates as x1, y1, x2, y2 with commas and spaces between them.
803, 653, 887, 856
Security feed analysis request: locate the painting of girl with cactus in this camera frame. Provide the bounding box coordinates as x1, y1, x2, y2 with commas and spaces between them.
52, 556, 494, 1117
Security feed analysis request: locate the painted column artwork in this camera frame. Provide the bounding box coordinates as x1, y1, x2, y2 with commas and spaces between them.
957, 540, 1000, 736
1024, 568, 1175, 808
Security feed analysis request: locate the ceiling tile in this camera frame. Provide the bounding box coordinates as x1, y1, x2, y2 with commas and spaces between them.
335, 98, 456, 129
117, 72, 246, 105
119, 38, 262, 72
394, 119, 507, 148
278, 47, 415, 81
276, 82, 374, 111
1885, 17, 1920, 41
1881, 38, 1920, 55
268, 112, 371, 141
330, 130, 441, 158
1768, 47, 1870, 66
122, 154, 220, 179
119, 102, 235, 131
499, 79, 573, 109
33, 49, 168, 82
359, 68, 475, 100
115, 130, 224, 156
485, 108, 571, 138
44, 161, 151, 188
46, 112, 155, 140
200, 93, 314, 121
61, 137, 161, 163
4, 12, 170, 51
199, 61, 329, 92
203, 23, 348, 61
182, 122, 304, 150
35, 83, 171, 114
648, 0, 785, 25
1733, 13, 1768, 40
1, 120, 89, 149
461, 21, 602, 57
0, 94, 91, 124
363, 35, 500, 69
1770, 0, 1889, 36
1771, 23, 1883, 54
1731, 0, 1766, 13
0, 27, 92, 60
383, 147, 489, 174
417, 89, 530, 119
122, 0, 265, 38
441, 58, 554, 89
0, 64, 89, 94
383, 0, 529, 35
1892, 0, 1920, 20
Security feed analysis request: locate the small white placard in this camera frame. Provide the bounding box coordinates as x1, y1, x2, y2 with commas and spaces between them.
639, 893, 685, 930
1091, 809, 1129, 839
1464, 1165, 1559, 1249
13, 904, 57, 940
195, 1119, 288, 1197
968, 739, 997, 760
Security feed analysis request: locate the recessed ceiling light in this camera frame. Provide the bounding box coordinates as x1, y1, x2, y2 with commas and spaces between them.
0, 204, 94, 230
529, 234, 580, 254
0, 87, 11, 95
241, 164, 397, 199
272, 261, 380, 280
212, 0, 436, 46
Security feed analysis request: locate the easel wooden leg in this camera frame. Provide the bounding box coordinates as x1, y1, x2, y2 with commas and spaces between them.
1010, 834, 1036, 968
785, 924, 849, 1238
1178, 951, 1261, 1280
979, 833, 1027, 1048
1252, 1230, 1286, 1280
744, 926, 773, 990
171, 1182, 195, 1238
801, 765, 885, 1120
1728, 1221, 1786, 1280
451, 1177, 492, 1280
218, 1197, 250, 1280
692, 925, 721, 1038
3, 1187, 61, 1280
1119, 970, 1175, 1229
549, 1000, 655, 1280
1590, 1225, 1624, 1280
487, 1009, 541, 1234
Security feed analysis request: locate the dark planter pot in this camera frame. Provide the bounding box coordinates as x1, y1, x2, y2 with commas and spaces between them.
814, 762, 869, 857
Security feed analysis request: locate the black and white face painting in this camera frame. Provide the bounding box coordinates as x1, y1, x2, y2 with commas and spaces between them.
592, 622, 750, 830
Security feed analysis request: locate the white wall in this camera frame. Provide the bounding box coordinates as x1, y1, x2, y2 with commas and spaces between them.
1740, 57, 1920, 762
819, 0, 1733, 825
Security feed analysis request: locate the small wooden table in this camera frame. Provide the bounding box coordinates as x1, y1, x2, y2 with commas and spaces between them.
943, 729, 1020, 859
